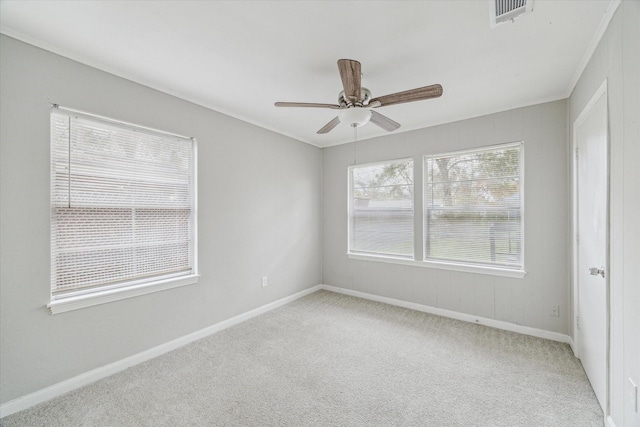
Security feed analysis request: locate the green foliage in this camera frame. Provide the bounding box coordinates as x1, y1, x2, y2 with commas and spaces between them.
353, 160, 413, 202
432, 211, 520, 221
427, 147, 520, 207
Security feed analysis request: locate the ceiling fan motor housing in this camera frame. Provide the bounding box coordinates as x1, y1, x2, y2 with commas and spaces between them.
338, 88, 372, 107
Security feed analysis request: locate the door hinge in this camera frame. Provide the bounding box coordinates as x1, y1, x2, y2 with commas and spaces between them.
576, 315, 580, 330
575, 147, 579, 160
576, 232, 579, 245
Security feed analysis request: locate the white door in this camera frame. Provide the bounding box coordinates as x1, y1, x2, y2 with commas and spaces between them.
575, 86, 608, 412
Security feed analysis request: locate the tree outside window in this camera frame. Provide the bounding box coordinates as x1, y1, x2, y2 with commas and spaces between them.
424, 143, 523, 268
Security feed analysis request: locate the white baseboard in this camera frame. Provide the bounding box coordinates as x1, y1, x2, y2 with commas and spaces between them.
319, 284, 573, 345
568, 336, 578, 357
1, 283, 573, 418
0, 285, 322, 418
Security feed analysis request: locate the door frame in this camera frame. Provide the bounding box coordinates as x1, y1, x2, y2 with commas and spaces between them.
571, 79, 610, 415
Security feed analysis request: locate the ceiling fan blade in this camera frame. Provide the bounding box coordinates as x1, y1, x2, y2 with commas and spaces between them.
369, 84, 443, 108
275, 102, 341, 109
337, 59, 362, 103
317, 116, 341, 134
370, 110, 401, 132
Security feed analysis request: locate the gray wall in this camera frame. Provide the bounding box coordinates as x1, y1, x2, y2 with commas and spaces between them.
323, 100, 569, 334
0, 35, 322, 404
568, 2, 640, 425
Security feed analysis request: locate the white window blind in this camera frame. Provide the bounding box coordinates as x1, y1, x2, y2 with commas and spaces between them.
349, 159, 414, 258
424, 143, 523, 269
50, 108, 196, 299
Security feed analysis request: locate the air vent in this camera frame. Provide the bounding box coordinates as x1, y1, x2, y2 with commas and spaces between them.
490, 0, 533, 27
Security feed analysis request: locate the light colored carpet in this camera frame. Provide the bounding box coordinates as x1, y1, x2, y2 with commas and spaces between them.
1, 290, 603, 426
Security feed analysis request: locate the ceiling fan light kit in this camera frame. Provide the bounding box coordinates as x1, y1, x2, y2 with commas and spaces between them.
339, 107, 372, 128
275, 59, 442, 135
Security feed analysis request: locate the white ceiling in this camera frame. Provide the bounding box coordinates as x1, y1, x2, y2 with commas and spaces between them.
0, 0, 617, 147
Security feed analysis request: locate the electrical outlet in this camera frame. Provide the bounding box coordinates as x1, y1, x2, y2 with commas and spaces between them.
261, 276, 268, 287
550, 305, 560, 317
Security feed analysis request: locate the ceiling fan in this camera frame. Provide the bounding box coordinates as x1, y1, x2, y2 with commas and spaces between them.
274, 59, 443, 134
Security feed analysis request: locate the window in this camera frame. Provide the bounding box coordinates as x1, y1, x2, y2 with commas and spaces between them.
349, 159, 414, 258
49, 107, 197, 313
424, 142, 523, 270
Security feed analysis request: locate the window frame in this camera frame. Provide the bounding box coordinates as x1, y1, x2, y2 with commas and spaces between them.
48, 106, 199, 314
347, 157, 415, 260
346, 143, 526, 278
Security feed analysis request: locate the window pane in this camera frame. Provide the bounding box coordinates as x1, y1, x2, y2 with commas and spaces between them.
424, 144, 522, 268
350, 159, 414, 258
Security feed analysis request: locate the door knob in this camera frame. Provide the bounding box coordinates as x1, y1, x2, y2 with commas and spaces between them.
589, 267, 605, 278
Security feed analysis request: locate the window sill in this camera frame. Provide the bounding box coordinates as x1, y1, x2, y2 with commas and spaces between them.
347, 253, 526, 278
47, 274, 200, 314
